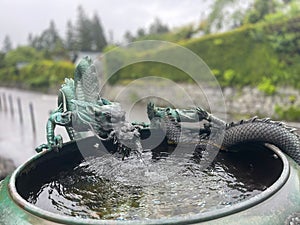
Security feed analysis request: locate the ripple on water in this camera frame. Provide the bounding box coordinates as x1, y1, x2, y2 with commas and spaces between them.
27, 148, 267, 220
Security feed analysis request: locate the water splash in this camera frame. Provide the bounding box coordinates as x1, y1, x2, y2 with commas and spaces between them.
27, 150, 267, 220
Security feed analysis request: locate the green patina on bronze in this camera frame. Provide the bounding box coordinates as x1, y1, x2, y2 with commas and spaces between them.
35, 56, 142, 159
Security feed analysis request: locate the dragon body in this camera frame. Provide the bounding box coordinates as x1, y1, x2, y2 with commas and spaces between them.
147, 103, 300, 165
223, 118, 300, 164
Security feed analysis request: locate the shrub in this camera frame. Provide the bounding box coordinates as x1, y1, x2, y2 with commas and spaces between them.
275, 105, 300, 121
257, 78, 276, 95
21, 60, 74, 89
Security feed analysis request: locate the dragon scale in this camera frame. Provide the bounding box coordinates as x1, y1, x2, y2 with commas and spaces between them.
223, 118, 300, 164
163, 115, 300, 165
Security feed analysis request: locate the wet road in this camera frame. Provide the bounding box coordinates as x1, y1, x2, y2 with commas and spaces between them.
0, 87, 69, 166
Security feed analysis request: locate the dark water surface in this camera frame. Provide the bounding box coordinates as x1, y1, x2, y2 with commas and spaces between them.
26, 148, 268, 220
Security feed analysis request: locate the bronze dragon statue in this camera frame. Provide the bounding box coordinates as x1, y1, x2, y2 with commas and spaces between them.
36, 56, 142, 159
36, 56, 300, 165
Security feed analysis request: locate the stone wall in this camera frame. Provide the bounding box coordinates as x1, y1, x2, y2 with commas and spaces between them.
102, 82, 300, 121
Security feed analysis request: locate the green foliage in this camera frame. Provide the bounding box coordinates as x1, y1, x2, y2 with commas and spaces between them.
223, 69, 237, 86
4, 46, 43, 66
265, 16, 300, 64
149, 18, 169, 35
107, 61, 191, 85
244, 0, 278, 24
0, 52, 6, 69
183, 24, 275, 87
127, 22, 195, 43
275, 104, 300, 121
289, 95, 296, 104
0, 60, 74, 91
0, 66, 18, 84
257, 78, 276, 95
21, 60, 74, 89
104, 14, 300, 90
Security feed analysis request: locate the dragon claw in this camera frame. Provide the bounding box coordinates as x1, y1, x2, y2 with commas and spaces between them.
54, 135, 63, 149
35, 135, 63, 153
35, 144, 50, 153
196, 107, 210, 121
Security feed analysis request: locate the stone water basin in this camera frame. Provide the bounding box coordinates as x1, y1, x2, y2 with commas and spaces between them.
1, 129, 300, 224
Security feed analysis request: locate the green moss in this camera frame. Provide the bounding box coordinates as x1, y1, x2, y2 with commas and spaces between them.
275, 105, 300, 122
257, 78, 276, 95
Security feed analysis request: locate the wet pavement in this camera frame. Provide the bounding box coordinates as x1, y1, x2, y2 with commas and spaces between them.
0, 87, 69, 166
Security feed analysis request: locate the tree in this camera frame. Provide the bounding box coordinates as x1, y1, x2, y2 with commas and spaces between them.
31, 20, 63, 52
27, 33, 33, 46
0, 52, 5, 69
75, 6, 107, 51
124, 31, 134, 43
137, 28, 146, 38
4, 46, 43, 66
76, 5, 93, 51
65, 20, 77, 50
91, 13, 107, 51
149, 18, 169, 34
244, 0, 278, 24
28, 21, 68, 59
203, 0, 245, 34
2, 35, 12, 53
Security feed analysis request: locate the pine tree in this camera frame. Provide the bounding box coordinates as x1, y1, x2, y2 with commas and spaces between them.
137, 28, 146, 38
2, 35, 12, 53
65, 20, 77, 50
35, 20, 63, 51
124, 31, 134, 43
149, 18, 169, 34
91, 13, 107, 51
76, 5, 93, 51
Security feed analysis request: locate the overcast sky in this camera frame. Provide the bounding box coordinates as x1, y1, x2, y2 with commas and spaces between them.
0, 0, 212, 48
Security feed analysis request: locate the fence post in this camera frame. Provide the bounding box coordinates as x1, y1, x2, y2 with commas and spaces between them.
29, 102, 36, 135
0, 93, 2, 111
8, 95, 14, 116
2, 93, 7, 112
17, 98, 23, 124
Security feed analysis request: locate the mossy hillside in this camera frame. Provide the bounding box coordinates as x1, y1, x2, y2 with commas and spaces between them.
108, 15, 300, 90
